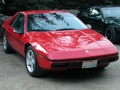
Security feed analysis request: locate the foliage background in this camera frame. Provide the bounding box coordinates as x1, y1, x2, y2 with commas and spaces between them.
0, 0, 120, 16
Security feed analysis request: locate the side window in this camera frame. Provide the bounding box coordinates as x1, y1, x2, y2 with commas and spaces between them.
10, 14, 20, 26
89, 8, 100, 16
11, 14, 24, 31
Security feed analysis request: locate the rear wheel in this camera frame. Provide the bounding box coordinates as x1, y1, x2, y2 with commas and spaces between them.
3, 31, 13, 53
105, 25, 116, 43
25, 46, 45, 77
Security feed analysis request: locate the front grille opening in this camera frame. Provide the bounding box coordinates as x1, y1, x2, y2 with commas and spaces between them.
52, 63, 68, 68
58, 63, 68, 67
52, 62, 82, 68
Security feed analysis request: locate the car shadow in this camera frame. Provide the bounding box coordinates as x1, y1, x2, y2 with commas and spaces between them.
38, 68, 107, 83
0, 37, 2, 45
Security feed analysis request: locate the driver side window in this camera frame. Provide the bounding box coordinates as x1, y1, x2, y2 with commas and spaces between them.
11, 14, 24, 32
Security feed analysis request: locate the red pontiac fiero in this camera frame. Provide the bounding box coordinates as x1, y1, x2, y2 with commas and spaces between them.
2, 10, 119, 77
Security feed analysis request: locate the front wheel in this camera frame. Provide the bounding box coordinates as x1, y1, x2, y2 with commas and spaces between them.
25, 46, 45, 77
105, 25, 116, 43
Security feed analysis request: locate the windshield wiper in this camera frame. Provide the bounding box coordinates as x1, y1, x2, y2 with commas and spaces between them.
56, 28, 76, 31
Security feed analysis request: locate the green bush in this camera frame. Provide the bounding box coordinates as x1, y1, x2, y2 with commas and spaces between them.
1, 0, 120, 16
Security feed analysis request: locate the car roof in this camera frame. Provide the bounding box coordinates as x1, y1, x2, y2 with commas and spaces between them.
19, 10, 68, 15
101, 7, 120, 10
92, 6, 120, 9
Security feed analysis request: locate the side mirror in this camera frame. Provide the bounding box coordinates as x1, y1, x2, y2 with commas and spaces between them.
86, 24, 92, 29
13, 29, 24, 34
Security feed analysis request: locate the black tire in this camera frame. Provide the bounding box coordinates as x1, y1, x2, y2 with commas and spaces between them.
105, 25, 116, 43
2, 31, 14, 53
25, 46, 45, 77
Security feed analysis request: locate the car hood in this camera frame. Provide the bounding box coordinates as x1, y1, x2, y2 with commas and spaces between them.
105, 17, 120, 28
29, 29, 118, 60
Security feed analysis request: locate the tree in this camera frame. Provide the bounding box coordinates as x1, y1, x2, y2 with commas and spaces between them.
1, 0, 120, 16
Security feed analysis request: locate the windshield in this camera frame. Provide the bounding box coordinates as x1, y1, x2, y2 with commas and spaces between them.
27, 12, 87, 31
102, 7, 120, 18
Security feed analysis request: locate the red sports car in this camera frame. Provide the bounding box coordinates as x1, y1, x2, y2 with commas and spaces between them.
2, 10, 119, 77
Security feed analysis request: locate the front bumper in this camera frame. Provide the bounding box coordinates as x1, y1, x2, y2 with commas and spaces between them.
36, 54, 119, 71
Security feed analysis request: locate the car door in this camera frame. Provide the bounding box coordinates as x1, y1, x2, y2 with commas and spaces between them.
7, 13, 25, 55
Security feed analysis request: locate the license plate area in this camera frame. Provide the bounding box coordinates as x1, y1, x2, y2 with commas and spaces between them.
82, 60, 98, 69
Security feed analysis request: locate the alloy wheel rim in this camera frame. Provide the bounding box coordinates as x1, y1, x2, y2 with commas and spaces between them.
105, 28, 112, 41
26, 50, 35, 73
3, 35, 7, 50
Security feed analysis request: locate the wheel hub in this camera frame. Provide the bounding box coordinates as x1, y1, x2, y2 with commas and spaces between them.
26, 50, 35, 73
3, 35, 7, 50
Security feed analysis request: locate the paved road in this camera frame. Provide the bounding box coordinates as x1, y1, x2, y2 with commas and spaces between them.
0, 39, 120, 90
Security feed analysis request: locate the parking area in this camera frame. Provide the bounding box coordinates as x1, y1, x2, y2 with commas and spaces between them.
0, 38, 120, 90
